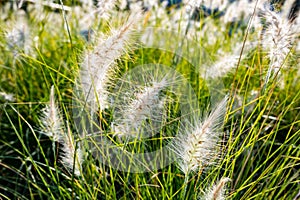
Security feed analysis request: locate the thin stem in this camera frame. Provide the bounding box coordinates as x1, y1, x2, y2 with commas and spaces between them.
181, 174, 189, 199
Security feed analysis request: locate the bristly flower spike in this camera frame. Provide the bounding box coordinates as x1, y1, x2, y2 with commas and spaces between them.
39, 86, 82, 176
170, 96, 228, 199
201, 177, 231, 200
60, 121, 83, 177
171, 96, 228, 176
80, 11, 142, 112
112, 74, 171, 138
261, 7, 294, 86
40, 85, 63, 142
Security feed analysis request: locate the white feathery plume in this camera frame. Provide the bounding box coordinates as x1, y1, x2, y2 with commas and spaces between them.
201, 177, 231, 200
202, 40, 258, 79
112, 75, 170, 138
80, 11, 142, 112
60, 121, 83, 177
261, 7, 294, 85
40, 86, 82, 176
40, 86, 63, 142
202, 55, 239, 79
171, 96, 228, 175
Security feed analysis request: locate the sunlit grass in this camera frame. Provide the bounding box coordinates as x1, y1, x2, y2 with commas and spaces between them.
0, 1, 299, 200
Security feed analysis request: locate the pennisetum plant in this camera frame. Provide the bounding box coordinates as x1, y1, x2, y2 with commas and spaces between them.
61, 121, 83, 177
202, 55, 240, 79
39, 86, 82, 176
40, 86, 64, 142
200, 177, 231, 200
112, 73, 173, 139
79, 11, 142, 113
170, 96, 228, 198
261, 6, 295, 88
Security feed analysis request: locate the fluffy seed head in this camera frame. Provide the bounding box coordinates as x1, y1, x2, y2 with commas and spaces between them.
201, 177, 231, 200
202, 55, 239, 79
262, 7, 294, 74
170, 96, 228, 175
60, 122, 83, 177
40, 86, 63, 141
80, 11, 142, 112
39, 86, 82, 176
112, 75, 170, 138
